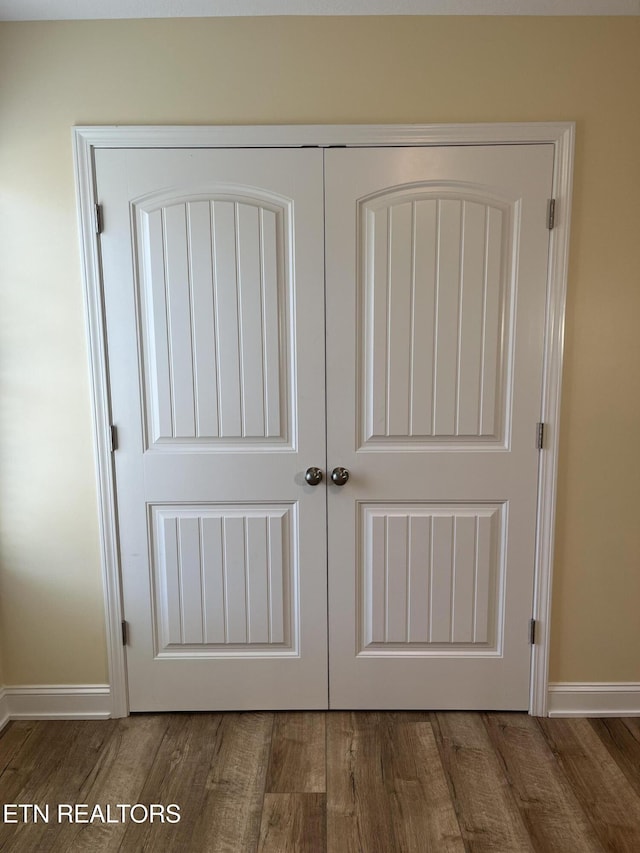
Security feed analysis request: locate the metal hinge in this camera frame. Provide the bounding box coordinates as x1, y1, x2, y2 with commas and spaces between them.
121, 620, 129, 646
109, 424, 118, 452
94, 203, 104, 234
529, 618, 537, 645
536, 422, 545, 451
547, 198, 556, 230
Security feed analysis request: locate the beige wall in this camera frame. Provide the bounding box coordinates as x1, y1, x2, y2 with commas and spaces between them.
0, 17, 639, 687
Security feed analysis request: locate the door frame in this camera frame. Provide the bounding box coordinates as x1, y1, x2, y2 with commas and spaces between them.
73, 122, 574, 718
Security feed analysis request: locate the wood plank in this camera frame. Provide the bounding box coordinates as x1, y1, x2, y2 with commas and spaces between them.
266, 712, 326, 793
327, 711, 399, 853
538, 717, 640, 853
0, 720, 97, 806
392, 721, 465, 853
44, 712, 271, 853
0, 718, 125, 853
0, 721, 38, 775
117, 713, 228, 853
258, 793, 326, 853
484, 713, 603, 852
327, 712, 464, 853
2, 712, 640, 853
44, 714, 168, 853
432, 712, 533, 852
0, 712, 270, 853
590, 718, 640, 799
188, 711, 273, 853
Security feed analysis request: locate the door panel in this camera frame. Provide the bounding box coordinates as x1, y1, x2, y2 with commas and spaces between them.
362, 190, 507, 446
360, 503, 501, 649
138, 192, 290, 447
151, 504, 292, 652
325, 145, 554, 709
95, 148, 327, 710
97, 142, 553, 712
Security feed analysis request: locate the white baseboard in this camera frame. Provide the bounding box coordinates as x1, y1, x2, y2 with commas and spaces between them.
548, 682, 640, 717
0, 688, 9, 732
1, 682, 638, 727
0, 685, 111, 729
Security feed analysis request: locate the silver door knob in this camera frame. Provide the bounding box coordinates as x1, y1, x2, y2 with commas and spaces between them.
305, 467, 323, 486
331, 467, 350, 486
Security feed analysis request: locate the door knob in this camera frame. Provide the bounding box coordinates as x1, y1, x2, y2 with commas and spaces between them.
305, 467, 324, 486
331, 467, 350, 486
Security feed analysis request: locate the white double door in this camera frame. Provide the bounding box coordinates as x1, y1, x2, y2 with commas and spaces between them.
96, 141, 553, 712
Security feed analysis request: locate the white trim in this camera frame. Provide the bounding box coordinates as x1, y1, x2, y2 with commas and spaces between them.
2, 0, 638, 20
73, 131, 129, 719
0, 688, 9, 732
548, 683, 640, 717
0, 685, 112, 723
74, 122, 574, 718
529, 123, 575, 717
75, 121, 573, 150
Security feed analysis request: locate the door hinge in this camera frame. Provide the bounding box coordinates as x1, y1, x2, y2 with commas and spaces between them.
94, 203, 104, 234
536, 421, 545, 451
529, 618, 537, 645
121, 620, 129, 646
109, 424, 118, 452
547, 198, 556, 230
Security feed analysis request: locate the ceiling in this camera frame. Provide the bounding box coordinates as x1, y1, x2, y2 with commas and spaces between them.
1, 0, 638, 21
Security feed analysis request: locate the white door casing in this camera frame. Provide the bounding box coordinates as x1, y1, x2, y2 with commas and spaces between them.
95, 148, 328, 710
325, 145, 553, 708
73, 124, 574, 717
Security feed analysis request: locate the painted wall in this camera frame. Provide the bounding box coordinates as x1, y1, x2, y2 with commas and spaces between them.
0, 17, 638, 687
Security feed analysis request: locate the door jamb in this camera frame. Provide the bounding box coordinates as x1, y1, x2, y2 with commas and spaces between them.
73, 122, 574, 718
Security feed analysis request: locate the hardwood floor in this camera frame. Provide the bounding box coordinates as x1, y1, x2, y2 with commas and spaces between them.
1, 712, 640, 852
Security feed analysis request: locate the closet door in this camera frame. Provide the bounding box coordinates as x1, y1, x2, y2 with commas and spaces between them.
325, 145, 554, 709
95, 148, 328, 710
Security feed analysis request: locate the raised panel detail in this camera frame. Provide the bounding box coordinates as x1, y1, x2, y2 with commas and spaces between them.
135, 190, 291, 449
150, 504, 296, 657
359, 185, 514, 449
359, 503, 504, 656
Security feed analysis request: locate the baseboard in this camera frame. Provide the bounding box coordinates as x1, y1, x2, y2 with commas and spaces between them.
1, 681, 638, 724
548, 682, 640, 717
0, 685, 111, 727
0, 688, 9, 732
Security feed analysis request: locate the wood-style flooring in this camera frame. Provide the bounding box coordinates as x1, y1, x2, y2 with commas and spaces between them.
1, 712, 640, 851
